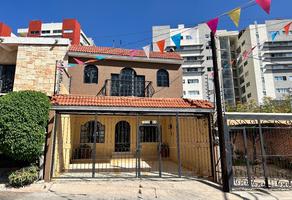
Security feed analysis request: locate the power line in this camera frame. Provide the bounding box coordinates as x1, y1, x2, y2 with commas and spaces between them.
75, 0, 261, 58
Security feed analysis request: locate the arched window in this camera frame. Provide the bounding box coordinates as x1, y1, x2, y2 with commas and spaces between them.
111, 68, 145, 97
80, 121, 105, 143
115, 121, 131, 152
157, 69, 169, 87
84, 65, 98, 84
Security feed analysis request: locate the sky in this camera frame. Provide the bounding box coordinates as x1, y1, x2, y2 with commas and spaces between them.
0, 0, 291, 49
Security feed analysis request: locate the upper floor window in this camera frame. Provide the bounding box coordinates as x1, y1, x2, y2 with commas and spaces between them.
80, 121, 105, 143
157, 69, 169, 87
185, 35, 192, 40
187, 79, 199, 84
84, 65, 98, 84
275, 76, 287, 81
276, 88, 289, 93
111, 68, 146, 97
188, 90, 200, 95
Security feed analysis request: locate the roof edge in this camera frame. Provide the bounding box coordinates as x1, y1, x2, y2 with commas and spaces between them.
68, 51, 184, 65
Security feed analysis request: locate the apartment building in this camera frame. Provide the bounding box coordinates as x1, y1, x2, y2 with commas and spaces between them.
152, 24, 214, 101
235, 19, 292, 104
216, 30, 239, 107
17, 19, 94, 46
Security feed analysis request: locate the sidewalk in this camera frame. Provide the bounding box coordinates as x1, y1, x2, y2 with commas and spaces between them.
0, 178, 291, 200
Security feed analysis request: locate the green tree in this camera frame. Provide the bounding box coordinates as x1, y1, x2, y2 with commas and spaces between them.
0, 91, 51, 162
226, 96, 291, 113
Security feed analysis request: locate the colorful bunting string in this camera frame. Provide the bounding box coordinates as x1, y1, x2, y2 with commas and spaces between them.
143, 45, 151, 58
96, 55, 105, 60
61, 0, 276, 66
284, 22, 292, 36
84, 59, 98, 64
207, 18, 219, 34
156, 40, 166, 53
271, 31, 279, 41
73, 58, 84, 64
256, 0, 271, 14
228, 8, 241, 27
171, 33, 182, 49
130, 50, 138, 57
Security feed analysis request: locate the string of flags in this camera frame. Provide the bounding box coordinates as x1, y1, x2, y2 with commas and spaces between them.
68, 0, 275, 68
143, 0, 272, 55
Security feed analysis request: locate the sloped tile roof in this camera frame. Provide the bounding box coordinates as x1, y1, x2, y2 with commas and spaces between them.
51, 95, 213, 109
69, 45, 182, 60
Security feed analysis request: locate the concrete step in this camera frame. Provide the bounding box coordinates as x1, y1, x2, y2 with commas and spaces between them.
111, 152, 134, 159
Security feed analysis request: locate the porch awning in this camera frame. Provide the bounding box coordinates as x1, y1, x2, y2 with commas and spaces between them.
51, 95, 214, 114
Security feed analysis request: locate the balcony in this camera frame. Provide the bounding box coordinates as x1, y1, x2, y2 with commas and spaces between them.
97, 79, 155, 97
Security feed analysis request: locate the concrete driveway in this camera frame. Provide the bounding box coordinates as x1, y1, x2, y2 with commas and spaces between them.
0, 178, 291, 200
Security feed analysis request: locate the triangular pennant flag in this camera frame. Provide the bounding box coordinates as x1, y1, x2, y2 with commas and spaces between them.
243, 46, 257, 60
256, 0, 271, 14
96, 55, 105, 60
156, 40, 165, 53
73, 58, 84, 64
207, 18, 219, 34
271, 31, 279, 41
143, 45, 151, 58
66, 64, 77, 68
130, 50, 138, 57
284, 22, 292, 36
228, 8, 241, 27
85, 59, 97, 64
171, 33, 182, 49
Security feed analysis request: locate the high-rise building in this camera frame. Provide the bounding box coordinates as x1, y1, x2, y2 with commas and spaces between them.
235, 19, 292, 104
153, 20, 292, 106
216, 30, 239, 107
17, 19, 94, 46
152, 24, 214, 101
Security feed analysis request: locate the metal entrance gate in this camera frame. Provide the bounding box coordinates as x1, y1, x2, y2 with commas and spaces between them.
50, 114, 213, 180
225, 113, 292, 189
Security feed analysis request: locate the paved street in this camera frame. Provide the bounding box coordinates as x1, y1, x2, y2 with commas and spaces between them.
0, 178, 292, 200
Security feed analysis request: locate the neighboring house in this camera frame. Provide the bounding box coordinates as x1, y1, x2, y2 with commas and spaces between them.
44, 45, 215, 181
0, 35, 70, 96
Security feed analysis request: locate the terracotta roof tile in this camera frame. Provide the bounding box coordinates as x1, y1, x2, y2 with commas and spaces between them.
51, 95, 213, 109
69, 45, 182, 60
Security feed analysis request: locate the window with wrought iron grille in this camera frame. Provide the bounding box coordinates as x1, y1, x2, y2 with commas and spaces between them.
80, 121, 105, 143
157, 69, 169, 87
140, 126, 158, 143
110, 68, 145, 97
84, 65, 98, 84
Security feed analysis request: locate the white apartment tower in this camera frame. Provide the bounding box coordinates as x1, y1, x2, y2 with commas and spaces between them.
235, 19, 292, 104
152, 24, 214, 101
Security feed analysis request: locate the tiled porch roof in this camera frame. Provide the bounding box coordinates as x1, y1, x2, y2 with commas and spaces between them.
69, 45, 182, 60
51, 95, 213, 109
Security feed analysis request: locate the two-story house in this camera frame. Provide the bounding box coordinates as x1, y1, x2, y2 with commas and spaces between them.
1, 24, 214, 181
46, 45, 214, 181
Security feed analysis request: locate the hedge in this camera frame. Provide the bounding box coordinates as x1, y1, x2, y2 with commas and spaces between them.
0, 91, 51, 162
